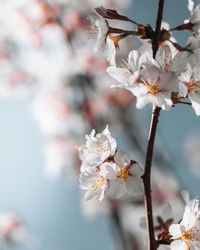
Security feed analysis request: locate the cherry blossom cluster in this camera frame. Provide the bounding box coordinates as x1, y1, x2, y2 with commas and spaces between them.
79, 126, 143, 201
89, 1, 200, 116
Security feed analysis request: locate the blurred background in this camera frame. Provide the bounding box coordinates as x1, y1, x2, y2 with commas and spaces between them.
0, 0, 199, 249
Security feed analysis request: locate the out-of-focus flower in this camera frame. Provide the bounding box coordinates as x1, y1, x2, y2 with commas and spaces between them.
0, 213, 27, 245
169, 199, 200, 250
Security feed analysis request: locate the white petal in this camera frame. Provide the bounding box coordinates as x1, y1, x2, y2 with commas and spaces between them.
188, 0, 194, 12
125, 177, 144, 196
179, 82, 189, 97
170, 240, 187, 250
191, 100, 200, 116
106, 66, 131, 84
100, 162, 119, 180
107, 180, 127, 199
156, 45, 172, 70
169, 224, 181, 239
136, 94, 153, 109
129, 163, 144, 177
114, 150, 131, 167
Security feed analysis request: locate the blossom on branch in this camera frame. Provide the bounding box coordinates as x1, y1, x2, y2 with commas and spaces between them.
169, 199, 200, 250
79, 125, 117, 168
79, 126, 143, 201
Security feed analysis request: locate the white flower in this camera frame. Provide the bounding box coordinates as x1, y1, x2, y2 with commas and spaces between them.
106, 49, 147, 90
88, 13, 116, 65
179, 63, 200, 115
107, 46, 179, 110
169, 199, 200, 250
133, 64, 177, 110
78, 126, 117, 169
185, 0, 200, 37
100, 150, 143, 199
79, 168, 108, 201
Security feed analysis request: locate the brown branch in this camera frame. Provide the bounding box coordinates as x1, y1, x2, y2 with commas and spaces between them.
142, 106, 161, 250
142, 1, 165, 250
152, 0, 165, 58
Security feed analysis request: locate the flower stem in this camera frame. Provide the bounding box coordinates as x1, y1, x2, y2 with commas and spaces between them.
142, 1, 165, 250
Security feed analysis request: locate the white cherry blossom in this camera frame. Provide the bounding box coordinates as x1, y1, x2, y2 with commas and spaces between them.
106, 49, 147, 90
179, 63, 200, 115
169, 199, 200, 250
79, 168, 109, 201
107, 46, 180, 110
100, 150, 143, 199
78, 126, 117, 168
133, 64, 177, 110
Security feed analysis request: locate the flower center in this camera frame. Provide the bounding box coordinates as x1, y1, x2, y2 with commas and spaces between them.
146, 82, 160, 95
87, 177, 105, 191
118, 167, 129, 180
180, 228, 196, 250
88, 139, 109, 154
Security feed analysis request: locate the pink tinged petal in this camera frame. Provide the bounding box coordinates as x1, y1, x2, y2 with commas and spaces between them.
100, 162, 119, 180
125, 177, 143, 196
159, 72, 178, 91
191, 100, 200, 116
141, 65, 161, 84
107, 179, 127, 199
169, 224, 182, 239
170, 240, 187, 250
179, 82, 188, 97
114, 150, 131, 167
106, 66, 131, 85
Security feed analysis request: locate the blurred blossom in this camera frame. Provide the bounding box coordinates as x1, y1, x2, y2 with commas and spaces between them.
0, 213, 27, 246
44, 137, 80, 180
184, 133, 200, 178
